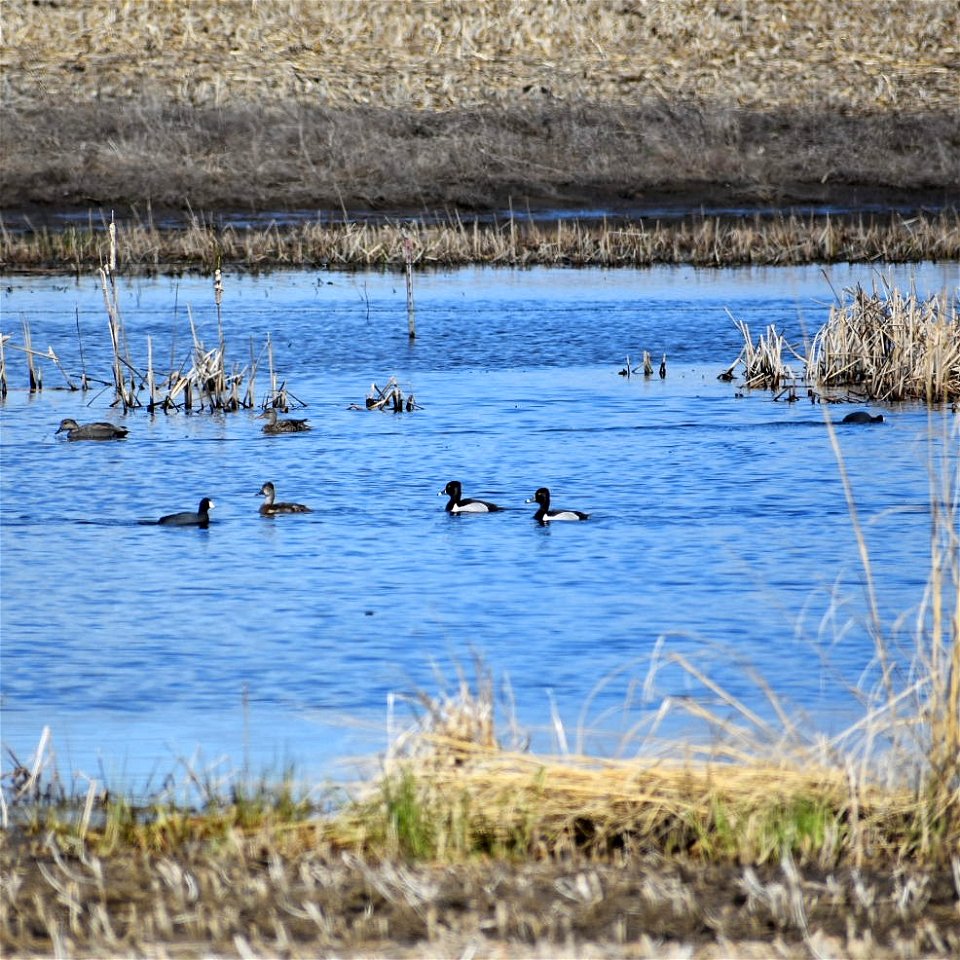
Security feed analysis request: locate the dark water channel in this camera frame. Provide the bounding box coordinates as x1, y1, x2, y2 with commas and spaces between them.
1, 263, 956, 792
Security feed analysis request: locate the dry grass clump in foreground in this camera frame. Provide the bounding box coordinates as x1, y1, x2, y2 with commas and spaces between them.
3, 209, 959, 274
3, 711, 959, 959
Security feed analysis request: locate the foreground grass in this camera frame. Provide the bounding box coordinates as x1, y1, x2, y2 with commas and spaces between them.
3, 722, 959, 958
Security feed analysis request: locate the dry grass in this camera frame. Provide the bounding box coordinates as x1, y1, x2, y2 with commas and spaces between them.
3, 832, 957, 958
4, 0, 957, 112
3, 210, 959, 274
727, 281, 960, 401
809, 283, 960, 402
1, 1, 957, 223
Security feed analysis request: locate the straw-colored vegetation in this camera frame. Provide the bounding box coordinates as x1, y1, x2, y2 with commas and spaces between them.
5, 0, 958, 113
3, 210, 960, 275
1, 0, 957, 255
810, 284, 960, 403
728, 282, 960, 403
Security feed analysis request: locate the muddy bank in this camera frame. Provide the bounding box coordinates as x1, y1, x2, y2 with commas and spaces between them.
3, 100, 958, 226
3, 836, 958, 959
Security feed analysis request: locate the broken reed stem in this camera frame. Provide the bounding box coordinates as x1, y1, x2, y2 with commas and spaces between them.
403, 231, 416, 340
75, 307, 88, 390
214, 266, 226, 404
267, 333, 277, 405
245, 336, 257, 409
98, 266, 128, 409
146, 335, 155, 412
21, 317, 39, 391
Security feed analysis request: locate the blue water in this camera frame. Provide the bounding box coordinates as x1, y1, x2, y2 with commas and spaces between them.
1, 263, 957, 793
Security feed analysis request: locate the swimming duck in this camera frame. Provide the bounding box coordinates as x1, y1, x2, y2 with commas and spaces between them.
438, 480, 503, 513
157, 498, 215, 527
257, 408, 311, 434
841, 411, 884, 424
526, 487, 589, 523
257, 481, 311, 515
56, 418, 129, 441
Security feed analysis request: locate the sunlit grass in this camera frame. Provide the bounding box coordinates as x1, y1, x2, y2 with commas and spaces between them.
3, 210, 958, 274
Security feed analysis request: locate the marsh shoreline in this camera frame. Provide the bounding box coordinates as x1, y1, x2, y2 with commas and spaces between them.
3, 834, 958, 959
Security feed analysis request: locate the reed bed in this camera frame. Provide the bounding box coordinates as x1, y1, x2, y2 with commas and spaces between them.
3, 210, 958, 274
726, 282, 960, 402
809, 284, 960, 403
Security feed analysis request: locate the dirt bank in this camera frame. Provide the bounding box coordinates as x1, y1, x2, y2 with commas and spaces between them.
2, 1, 958, 222
3, 834, 958, 959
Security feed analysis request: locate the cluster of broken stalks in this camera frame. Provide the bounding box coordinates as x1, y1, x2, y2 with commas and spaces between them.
727, 281, 960, 402
2, 219, 295, 413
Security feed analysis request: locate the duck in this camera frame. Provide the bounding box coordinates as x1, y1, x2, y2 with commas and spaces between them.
56, 417, 129, 441
526, 487, 589, 523
438, 480, 503, 514
157, 498, 215, 527
841, 411, 884, 424
257, 481, 311, 515
257, 408, 311, 434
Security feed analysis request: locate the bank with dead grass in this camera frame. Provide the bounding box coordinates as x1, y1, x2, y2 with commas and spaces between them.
2, 1, 958, 229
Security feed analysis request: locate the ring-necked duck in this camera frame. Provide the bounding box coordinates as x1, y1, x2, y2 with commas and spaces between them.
438, 480, 503, 513
841, 411, 884, 424
526, 487, 589, 523
56, 418, 129, 441
257, 408, 311, 433
157, 498, 215, 527
257, 481, 311, 515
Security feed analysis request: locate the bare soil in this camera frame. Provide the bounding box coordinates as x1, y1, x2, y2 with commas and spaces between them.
3, 834, 959, 959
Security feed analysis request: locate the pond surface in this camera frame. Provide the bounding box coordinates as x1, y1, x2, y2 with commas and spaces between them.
1, 262, 957, 793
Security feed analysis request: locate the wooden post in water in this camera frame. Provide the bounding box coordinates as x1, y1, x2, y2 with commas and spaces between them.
403, 230, 416, 340
214, 265, 225, 408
